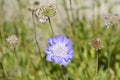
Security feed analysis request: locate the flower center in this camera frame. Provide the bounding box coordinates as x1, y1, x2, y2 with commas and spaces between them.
52, 43, 68, 58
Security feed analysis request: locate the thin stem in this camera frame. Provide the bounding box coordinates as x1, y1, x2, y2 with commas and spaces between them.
48, 17, 55, 37
107, 26, 115, 75
13, 47, 23, 79
69, 0, 75, 37
32, 12, 49, 80
32, 12, 42, 58
60, 66, 66, 80
92, 0, 95, 27
95, 50, 99, 80
63, 0, 70, 22
13, 48, 18, 60
62, 0, 75, 40
69, 0, 74, 20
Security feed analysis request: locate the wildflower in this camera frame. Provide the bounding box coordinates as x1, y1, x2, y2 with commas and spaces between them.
34, 9, 49, 23
28, 1, 56, 23
6, 34, 19, 47
104, 14, 120, 28
34, 4, 56, 23
45, 35, 74, 66
89, 37, 103, 51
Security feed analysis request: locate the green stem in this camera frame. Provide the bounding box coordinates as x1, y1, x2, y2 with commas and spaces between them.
32, 12, 49, 80
13, 47, 23, 79
48, 17, 55, 37
60, 66, 66, 80
92, 0, 95, 26
95, 50, 99, 80
107, 26, 115, 79
32, 11, 42, 60
107, 26, 114, 70
63, 0, 70, 22
69, 0, 74, 20
69, 0, 75, 37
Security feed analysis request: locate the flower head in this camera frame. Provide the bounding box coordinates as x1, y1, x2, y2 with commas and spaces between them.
34, 9, 49, 23
89, 37, 103, 51
104, 14, 120, 28
28, 1, 56, 23
34, 4, 56, 23
41, 4, 56, 17
6, 34, 19, 47
45, 35, 74, 66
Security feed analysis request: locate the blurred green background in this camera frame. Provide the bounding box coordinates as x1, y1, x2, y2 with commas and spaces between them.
0, 0, 120, 80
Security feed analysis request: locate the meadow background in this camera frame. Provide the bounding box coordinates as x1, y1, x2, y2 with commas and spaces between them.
0, 0, 120, 80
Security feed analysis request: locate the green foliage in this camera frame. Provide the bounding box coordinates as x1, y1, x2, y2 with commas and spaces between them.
0, 0, 120, 80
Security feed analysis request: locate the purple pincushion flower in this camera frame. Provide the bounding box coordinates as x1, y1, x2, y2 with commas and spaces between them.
45, 35, 74, 66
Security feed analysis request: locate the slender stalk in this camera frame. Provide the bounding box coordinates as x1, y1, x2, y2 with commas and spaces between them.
69, 0, 75, 37
32, 12, 49, 80
107, 26, 115, 74
48, 17, 55, 37
32, 12, 42, 59
13, 47, 23, 79
63, 0, 70, 22
62, 0, 75, 39
92, 0, 95, 27
95, 50, 99, 80
69, 0, 74, 20
13, 48, 18, 61
60, 66, 66, 80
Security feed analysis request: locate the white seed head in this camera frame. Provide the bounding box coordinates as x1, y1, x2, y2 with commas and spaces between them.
34, 9, 48, 23
33, 4, 56, 23
6, 34, 19, 47
105, 14, 120, 28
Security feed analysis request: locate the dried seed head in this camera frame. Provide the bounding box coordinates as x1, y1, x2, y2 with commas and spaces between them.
41, 4, 56, 17
28, 1, 56, 23
33, 4, 56, 23
6, 34, 19, 47
33, 9, 48, 23
89, 38, 103, 51
104, 14, 120, 28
